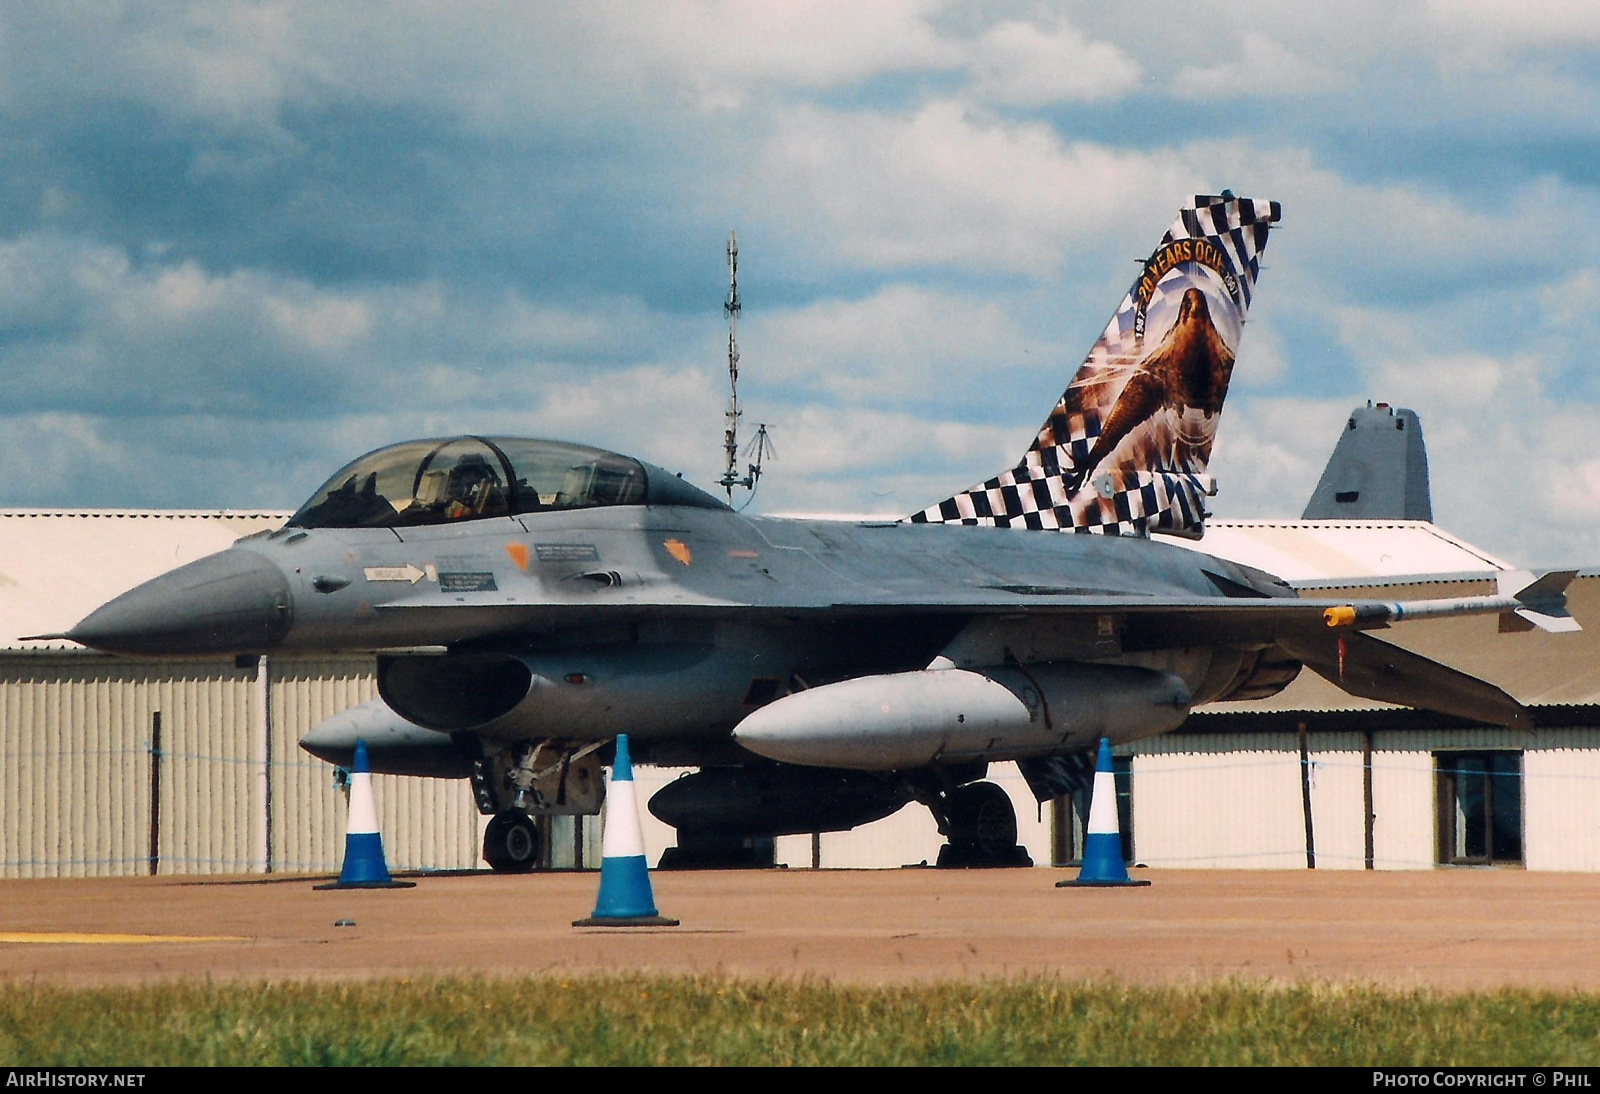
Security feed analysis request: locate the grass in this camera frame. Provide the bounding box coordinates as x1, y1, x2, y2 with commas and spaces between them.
0, 976, 1598, 1065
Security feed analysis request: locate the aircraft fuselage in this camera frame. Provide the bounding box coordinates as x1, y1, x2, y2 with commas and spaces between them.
69, 502, 1293, 765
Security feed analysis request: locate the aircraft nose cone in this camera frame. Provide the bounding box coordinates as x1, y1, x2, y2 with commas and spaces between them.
69, 549, 293, 656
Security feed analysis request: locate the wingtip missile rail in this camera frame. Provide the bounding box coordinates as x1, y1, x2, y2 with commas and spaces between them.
1323, 569, 1581, 634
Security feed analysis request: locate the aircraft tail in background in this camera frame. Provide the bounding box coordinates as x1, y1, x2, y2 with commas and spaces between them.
912, 193, 1281, 538
1302, 402, 1433, 521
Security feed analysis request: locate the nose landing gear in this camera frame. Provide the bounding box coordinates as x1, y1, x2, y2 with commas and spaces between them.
472, 740, 606, 872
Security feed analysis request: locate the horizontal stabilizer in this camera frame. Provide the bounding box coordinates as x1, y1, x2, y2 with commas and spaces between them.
1279, 631, 1532, 732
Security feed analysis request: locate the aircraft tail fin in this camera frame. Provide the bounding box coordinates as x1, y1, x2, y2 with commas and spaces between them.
911, 193, 1281, 537
1302, 403, 1433, 520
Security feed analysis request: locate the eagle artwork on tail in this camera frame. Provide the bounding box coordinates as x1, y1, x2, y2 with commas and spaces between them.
1069, 287, 1236, 489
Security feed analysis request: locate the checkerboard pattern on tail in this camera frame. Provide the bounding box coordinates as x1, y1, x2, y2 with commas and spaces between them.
911, 194, 1280, 538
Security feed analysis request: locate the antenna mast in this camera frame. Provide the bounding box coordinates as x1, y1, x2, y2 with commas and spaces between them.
720, 231, 741, 501
717, 230, 769, 502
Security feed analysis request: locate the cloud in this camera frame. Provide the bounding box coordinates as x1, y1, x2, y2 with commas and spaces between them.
754, 108, 1600, 295
0, 4, 312, 133
0, 3, 964, 134
1271, 274, 1600, 563
1429, 0, 1600, 47
643, 1, 960, 109
747, 285, 1039, 402
1228, 314, 1290, 390
1, 3, 1600, 570
0, 228, 710, 425
750, 403, 1023, 515
758, 99, 1192, 274
966, 18, 1142, 105
1172, 32, 1343, 100
1207, 396, 1356, 520
1349, 346, 1600, 563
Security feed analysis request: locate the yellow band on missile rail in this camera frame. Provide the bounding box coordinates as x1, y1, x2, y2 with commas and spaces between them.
1323, 605, 1356, 627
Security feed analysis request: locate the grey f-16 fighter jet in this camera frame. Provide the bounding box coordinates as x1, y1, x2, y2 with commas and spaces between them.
64, 195, 1579, 870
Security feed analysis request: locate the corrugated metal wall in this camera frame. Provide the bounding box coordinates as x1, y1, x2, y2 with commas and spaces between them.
0, 654, 482, 877
1129, 727, 1600, 871
1132, 732, 1374, 870
6, 650, 1600, 875
1132, 734, 1308, 869
268, 657, 481, 873
1524, 731, 1600, 872
0, 656, 254, 877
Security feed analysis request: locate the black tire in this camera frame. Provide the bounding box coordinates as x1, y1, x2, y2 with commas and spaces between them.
483, 810, 541, 872
946, 782, 1018, 859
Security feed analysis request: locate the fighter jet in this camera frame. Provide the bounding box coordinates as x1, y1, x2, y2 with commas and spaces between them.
62, 194, 1580, 871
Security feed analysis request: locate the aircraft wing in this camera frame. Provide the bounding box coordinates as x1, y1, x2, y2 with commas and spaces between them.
371, 574, 1577, 733
372, 571, 1580, 643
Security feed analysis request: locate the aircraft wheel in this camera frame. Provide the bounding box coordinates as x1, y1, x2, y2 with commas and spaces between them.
946, 781, 1018, 859
483, 810, 541, 873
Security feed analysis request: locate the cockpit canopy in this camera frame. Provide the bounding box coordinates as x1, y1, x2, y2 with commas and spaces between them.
288, 437, 727, 529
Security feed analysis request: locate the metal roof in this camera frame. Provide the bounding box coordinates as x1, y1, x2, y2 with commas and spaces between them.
0, 509, 288, 651
1174, 518, 1510, 584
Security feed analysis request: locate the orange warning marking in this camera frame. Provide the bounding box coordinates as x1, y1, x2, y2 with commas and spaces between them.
506, 543, 530, 571
664, 539, 692, 566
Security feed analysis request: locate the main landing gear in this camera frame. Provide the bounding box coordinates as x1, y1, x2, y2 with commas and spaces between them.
932, 781, 1033, 868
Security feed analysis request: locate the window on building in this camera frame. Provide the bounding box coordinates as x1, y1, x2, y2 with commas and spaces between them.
1435, 751, 1523, 866
1050, 756, 1133, 866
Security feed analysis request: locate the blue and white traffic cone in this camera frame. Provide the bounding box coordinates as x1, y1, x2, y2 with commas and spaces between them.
1057, 737, 1150, 888
315, 739, 415, 890
573, 734, 679, 927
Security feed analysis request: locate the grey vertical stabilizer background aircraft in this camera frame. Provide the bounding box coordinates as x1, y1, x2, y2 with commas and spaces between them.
1302, 401, 1433, 521
62, 195, 1580, 870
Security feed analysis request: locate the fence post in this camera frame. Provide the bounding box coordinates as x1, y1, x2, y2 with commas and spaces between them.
147, 710, 162, 877
255, 655, 272, 874
1298, 721, 1316, 869
1363, 730, 1375, 870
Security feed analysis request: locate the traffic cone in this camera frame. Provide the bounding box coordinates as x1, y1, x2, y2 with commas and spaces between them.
315, 739, 415, 890
573, 734, 679, 927
1057, 737, 1150, 888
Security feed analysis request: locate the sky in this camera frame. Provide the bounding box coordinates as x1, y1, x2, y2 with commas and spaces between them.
3, 1, 1600, 565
